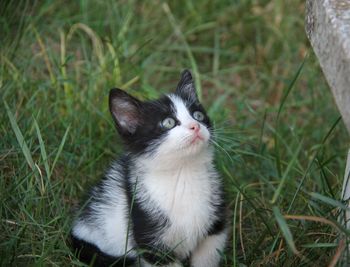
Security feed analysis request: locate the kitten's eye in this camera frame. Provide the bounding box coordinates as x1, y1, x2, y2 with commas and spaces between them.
193, 111, 205, 122
161, 117, 176, 129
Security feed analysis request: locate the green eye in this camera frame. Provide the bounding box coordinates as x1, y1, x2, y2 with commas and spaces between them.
193, 111, 205, 121
161, 117, 176, 129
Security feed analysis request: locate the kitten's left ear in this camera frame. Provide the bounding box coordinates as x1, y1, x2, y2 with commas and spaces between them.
175, 69, 198, 102
109, 88, 142, 135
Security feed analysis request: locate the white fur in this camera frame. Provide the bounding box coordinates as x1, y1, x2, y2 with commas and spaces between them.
191, 230, 228, 267
133, 156, 220, 258
72, 167, 136, 257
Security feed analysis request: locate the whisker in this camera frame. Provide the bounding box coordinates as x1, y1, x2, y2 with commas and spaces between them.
209, 138, 236, 164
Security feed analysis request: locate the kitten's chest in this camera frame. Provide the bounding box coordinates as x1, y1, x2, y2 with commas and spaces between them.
144, 167, 212, 214
141, 167, 217, 254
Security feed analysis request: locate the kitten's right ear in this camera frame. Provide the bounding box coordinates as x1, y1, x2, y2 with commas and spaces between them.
175, 69, 198, 103
109, 88, 141, 135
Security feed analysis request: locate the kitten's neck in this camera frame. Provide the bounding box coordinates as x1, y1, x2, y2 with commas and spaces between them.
134, 148, 214, 173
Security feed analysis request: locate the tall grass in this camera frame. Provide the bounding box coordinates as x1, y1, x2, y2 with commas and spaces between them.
1, 1, 349, 266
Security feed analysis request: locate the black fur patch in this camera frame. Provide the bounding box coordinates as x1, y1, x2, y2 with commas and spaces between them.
207, 178, 227, 236
123, 157, 176, 266
110, 93, 178, 156
175, 69, 198, 103
207, 201, 227, 236
70, 234, 136, 267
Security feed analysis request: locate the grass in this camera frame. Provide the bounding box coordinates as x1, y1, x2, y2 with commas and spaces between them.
1, 0, 349, 266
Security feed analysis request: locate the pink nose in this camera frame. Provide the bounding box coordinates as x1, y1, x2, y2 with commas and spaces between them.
189, 122, 200, 133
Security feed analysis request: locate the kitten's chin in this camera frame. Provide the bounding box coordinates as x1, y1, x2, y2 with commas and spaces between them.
167, 144, 212, 166
144, 134, 212, 163
138, 141, 213, 170
180, 139, 210, 157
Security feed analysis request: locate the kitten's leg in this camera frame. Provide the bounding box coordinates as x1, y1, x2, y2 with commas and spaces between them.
190, 230, 228, 267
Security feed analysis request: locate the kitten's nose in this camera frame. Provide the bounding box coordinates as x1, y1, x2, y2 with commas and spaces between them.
189, 122, 200, 133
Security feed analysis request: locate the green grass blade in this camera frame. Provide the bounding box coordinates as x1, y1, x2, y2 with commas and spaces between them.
310, 192, 350, 211
34, 118, 51, 178
272, 206, 298, 254
321, 116, 342, 144
301, 243, 338, 248
212, 28, 220, 76
271, 140, 303, 204
51, 126, 70, 174
274, 56, 307, 177
277, 56, 307, 118
232, 193, 240, 267
287, 115, 342, 212
207, 93, 229, 118
4, 101, 36, 172
222, 166, 274, 235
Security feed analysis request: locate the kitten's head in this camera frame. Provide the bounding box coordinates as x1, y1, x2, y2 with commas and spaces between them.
109, 70, 212, 159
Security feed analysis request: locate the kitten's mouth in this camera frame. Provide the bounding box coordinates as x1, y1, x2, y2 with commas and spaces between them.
190, 134, 204, 145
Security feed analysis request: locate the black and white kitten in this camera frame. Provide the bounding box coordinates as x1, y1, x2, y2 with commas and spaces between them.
71, 70, 228, 267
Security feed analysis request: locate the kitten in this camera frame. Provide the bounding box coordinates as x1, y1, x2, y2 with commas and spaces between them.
70, 70, 228, 267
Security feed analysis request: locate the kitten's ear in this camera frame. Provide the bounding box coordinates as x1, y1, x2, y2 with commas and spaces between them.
109, 88, 141, 135
175, 69, 198, 102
